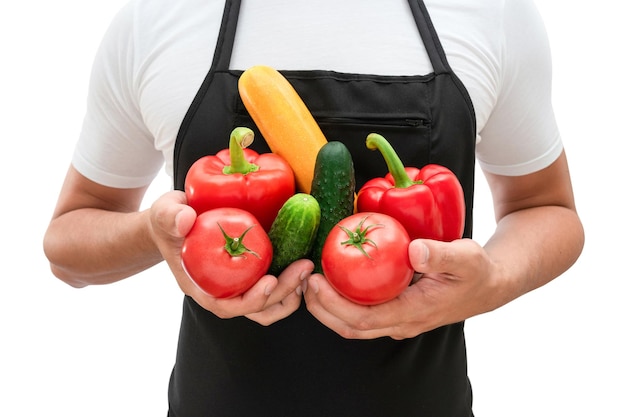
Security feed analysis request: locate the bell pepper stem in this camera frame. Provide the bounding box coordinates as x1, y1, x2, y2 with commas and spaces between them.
366, 133, 414, 189
224, 127, 260, 175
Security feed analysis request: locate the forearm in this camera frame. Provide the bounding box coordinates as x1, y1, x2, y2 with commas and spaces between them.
44, 208, 162, 287
483, 204, 584, 310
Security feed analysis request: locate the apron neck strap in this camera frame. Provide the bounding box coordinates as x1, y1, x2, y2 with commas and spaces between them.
212, 0, 241, 72
408, 0, 450, 74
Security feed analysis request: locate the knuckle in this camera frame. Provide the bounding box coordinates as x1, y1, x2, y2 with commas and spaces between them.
438, 246, 456, 268
391, 324, 419, 340
353, 313, 377, 332
150, 205, 171, 233
337, 326, 361, 340
252, 315, 274, 327
212, 309, 235, 320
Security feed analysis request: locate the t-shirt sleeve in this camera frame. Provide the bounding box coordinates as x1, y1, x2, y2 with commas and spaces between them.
72, 1, 164, 189
475, 0, 563, 176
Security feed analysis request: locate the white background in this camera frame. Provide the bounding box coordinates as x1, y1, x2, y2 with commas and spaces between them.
1, 1, 624, 416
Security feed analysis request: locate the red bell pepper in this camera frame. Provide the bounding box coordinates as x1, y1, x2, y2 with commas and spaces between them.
185, 127, 295, 232
356, 133, 465, 242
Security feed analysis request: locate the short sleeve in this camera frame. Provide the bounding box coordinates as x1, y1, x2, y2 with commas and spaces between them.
476, 0, 563, 176
72, 1, 164, 189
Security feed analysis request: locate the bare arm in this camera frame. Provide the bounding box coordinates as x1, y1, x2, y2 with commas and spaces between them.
480, 150, 585, 305
43, 166, 158, 287
304, 151, 585, 339
43, 165, 312, 324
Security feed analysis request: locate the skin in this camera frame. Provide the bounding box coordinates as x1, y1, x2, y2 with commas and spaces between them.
305, 151, 585, 339
43, 165, 311, 325
43, 150, 584, 334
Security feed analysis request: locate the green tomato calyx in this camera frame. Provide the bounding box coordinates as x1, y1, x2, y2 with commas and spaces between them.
338, 215, 383, 259
218, 222, 260, 258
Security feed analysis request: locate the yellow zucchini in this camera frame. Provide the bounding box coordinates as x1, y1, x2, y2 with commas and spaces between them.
238, 65, 327, 193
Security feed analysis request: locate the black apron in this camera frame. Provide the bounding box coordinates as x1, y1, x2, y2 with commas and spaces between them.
171, 1, 476, 416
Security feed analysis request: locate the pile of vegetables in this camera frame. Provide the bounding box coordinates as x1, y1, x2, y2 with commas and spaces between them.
181, 65, 465, 305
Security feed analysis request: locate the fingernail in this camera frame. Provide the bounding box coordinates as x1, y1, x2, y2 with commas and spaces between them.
296, 285, 302, 296
301, 278, 308, 294
264, 284, 273, 296
309, 276, 319, 294
419, 241, 429, 265
173, 210, 184, 236
300, 270, 310, 281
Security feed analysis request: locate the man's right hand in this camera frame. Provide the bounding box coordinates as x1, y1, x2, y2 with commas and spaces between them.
149, 190, 312, 325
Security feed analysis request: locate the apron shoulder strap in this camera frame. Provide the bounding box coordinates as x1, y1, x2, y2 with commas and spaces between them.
408, 0, 451, 75
212, 0, 241, 72
173, 0, 241, 188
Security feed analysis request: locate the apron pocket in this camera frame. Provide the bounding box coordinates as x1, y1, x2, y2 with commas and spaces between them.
232, 110, 432, 188
315, 115, 431, 187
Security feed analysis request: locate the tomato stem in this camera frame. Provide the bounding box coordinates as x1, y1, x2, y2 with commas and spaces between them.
218, 223, 260, 258
338, 215, 382, 258
224, 127, 260, 175
365, 133, 414, 189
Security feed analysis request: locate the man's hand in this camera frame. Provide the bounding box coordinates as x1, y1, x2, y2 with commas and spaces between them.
304, 153, 584, 340
304, 238, 497, 340
149, 190, 313, 325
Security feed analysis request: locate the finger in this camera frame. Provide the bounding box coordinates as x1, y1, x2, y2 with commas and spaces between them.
174, 205, 197, 237
191, 260, 313, 318
408, 238, 476, 275
206, 274, 278, 319
150, 190, 196, 238
306, 298, 394, 340
305, 274, 401, 339
244, 260, 313, 324
246, 286, 303, 326
263, 259, 313, 307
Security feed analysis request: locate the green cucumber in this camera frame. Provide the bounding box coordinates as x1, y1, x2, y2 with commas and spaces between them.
309, 141, 356, 273
268, 193, 321, 275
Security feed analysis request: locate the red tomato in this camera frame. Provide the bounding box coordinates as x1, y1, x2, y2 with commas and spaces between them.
181, 207, 272, 298
321, 212, 413, 305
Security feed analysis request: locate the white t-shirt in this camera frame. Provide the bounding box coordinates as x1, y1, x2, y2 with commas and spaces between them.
73, 0, 562, 189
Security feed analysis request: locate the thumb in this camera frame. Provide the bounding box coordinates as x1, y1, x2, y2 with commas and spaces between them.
150, 190, 197, 239
408, 239, 458, 274
174, 205, 197, 237
408, 239, 431, 272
